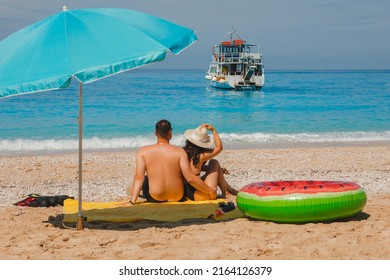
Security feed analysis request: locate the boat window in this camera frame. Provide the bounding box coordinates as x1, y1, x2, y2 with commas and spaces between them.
257, 65, 263, 75
230, 64, 236, 74
222, 66, 227, 74
236, 64, 242, 74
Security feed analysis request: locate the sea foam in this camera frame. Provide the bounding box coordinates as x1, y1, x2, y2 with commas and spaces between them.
1, 131, 390, 155
220, 131, 390, 144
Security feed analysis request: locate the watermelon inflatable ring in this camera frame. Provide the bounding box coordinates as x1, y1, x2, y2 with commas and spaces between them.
236, 181, 367, 223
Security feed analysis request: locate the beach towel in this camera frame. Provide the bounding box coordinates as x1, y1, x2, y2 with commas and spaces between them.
63, 199, 244, 223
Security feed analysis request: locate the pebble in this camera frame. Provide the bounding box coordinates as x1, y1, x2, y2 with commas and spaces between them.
1, 146, 389, 208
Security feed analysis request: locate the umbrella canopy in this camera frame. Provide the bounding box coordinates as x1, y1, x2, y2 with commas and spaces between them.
0, 6, 197, 229
0, 6, 197, 96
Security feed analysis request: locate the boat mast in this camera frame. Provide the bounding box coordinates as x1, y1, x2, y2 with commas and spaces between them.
225, 26, 242, 43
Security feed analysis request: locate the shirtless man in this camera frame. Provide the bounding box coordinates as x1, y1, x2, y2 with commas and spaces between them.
128, 120, 217, 204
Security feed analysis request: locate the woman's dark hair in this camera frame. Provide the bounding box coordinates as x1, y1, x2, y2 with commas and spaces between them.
183, 140, 209, 165
155, 119, 172, 139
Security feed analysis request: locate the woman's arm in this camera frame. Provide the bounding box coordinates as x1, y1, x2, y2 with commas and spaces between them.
200, 124, 223, 162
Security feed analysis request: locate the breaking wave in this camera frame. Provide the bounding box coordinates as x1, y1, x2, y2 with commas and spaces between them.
1, 131, 390, 155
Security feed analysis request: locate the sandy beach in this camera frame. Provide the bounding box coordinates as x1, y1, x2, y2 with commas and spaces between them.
0, 145, 389, 260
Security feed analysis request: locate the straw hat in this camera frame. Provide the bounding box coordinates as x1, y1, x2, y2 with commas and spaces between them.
184, 125, 214, 149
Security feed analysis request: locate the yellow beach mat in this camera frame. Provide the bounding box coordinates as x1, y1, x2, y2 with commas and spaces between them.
63, 199, 245, 223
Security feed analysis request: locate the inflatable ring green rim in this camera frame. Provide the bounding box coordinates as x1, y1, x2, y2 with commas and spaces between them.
237, 187, 367, 223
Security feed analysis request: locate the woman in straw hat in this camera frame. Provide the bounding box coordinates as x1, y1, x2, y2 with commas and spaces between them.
183, 124, 238, 199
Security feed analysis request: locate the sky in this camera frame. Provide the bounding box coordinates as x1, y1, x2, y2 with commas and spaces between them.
0, 0, 389, 70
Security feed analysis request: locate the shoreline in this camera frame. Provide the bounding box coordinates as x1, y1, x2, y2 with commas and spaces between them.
1, 139, 390, 157
1, 144, 389, 259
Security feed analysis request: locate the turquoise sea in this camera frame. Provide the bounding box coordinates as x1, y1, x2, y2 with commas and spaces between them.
1, 69, 390, 155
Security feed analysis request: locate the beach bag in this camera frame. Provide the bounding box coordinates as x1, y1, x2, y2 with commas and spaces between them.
14, 194, 73, 207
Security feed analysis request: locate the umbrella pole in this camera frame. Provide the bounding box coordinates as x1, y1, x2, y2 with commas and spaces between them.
76, 82, 84, 230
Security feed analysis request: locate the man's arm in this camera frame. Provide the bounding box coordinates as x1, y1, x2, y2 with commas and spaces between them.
128, 150, 146, 204
179, 149, 216, 195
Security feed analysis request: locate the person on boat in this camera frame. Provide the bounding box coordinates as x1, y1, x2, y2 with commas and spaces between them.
183, 124, 238, 198
128, 119, 216, 204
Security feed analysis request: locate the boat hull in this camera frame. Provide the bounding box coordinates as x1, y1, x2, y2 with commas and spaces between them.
210, 80, 235, 89
210, 81, 262, 90
208, 75, 264, 90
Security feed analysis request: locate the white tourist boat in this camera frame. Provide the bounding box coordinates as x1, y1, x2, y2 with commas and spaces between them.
205, 29, 265, 90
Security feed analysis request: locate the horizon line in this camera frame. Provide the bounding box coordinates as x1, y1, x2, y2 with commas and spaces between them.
138, 68, 390, 72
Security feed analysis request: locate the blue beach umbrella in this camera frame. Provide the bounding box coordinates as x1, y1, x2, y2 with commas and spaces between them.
0, 6, 197, 229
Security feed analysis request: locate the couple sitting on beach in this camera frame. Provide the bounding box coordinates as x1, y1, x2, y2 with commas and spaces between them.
127, 119, 237, 204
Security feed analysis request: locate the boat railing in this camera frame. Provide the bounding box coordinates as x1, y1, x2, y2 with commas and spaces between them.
212, 52, 262, 64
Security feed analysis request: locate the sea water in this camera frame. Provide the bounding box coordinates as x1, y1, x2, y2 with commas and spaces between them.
1, 69, 390, 154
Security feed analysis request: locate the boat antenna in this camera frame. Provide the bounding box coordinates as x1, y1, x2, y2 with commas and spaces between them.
232, 27, 243, 40
223, 26, 242, 42
229, 26, 234, 41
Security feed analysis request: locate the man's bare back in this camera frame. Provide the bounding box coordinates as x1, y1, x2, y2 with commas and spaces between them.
138, 143, 188, 201
128, 120, 216, 204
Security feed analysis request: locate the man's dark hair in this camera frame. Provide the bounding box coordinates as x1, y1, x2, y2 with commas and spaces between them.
155, 119, 172, 138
